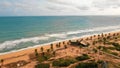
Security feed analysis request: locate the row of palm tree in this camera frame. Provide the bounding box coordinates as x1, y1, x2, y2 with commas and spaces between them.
34, 41, 69, 57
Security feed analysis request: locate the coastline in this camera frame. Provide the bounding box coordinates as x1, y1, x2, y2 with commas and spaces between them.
0, 30, 120, 65
0, 25, 120, 55
0, 29, 120, 55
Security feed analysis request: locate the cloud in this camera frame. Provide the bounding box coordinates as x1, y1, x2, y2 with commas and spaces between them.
76, 6, 89, 10
93, 0, 120, 9
46, 0, 90, 11
0, 0, 120, 16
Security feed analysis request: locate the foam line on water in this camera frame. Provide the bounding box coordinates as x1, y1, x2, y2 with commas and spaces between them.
0, 25, 120, 51
0, 29, 120, 55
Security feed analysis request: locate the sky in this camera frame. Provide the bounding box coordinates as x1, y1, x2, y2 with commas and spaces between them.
0, 0, 120, 16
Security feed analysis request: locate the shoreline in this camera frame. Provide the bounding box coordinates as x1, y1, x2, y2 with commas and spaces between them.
0, 30, 120, 65
0, 25, 120, 55
0, 30, 120, 56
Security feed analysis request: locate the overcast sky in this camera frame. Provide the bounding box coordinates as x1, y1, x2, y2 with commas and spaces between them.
0, 0, 120, 16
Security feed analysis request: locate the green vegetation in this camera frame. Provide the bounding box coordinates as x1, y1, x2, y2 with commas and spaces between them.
35, 49, 39, 57
40, 47, 44, 52
107, 47, 116, 50
35, 63, 50, 68
47, 49, 50, 53
75, 62, 98, 68
52, 58, 77, 67
97, 46, 102, 50
37, 52, 53, 63
0, 59, 4, 66
75, 54, 90, 61
64, 45, 67, 49
97, 46, 116, 50
110, 52, 118, 56
63, 41, 65, 44
52, 51, 56, 57
112, 43, 120, 51
100, 46, 119, 56
97, 60, 104, 64
50, 44, 53, 51
93, 48, 98, 53
101, 46, 109, 52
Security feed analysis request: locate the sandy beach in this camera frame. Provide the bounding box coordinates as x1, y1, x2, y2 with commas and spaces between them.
0, 31, 120, 68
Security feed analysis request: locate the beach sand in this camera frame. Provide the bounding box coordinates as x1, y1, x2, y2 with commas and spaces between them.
0, 31, 120, 68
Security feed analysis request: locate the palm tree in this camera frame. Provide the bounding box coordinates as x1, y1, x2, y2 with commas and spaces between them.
94, 35, 96, 37
47, 49, 50, 53
50, 44, 53, 51
58, 42, 61, 48
58, 42, 60, 45
98, 34, 99, 37
63, 41, 65, 45
101, 33, 104, 37
35, 49, 38, 57
105, 34, 107, 37
56, 44, 59, 48
53, 51, 56, 57
108, 33, 110, 36
0, 59, 4, 67
40, 47, 44, 52
86, 37, 89, 40
117, 33, 119, 36
64, 45, 67, 49
67, 42, 69, 45
59, 44, 61, 48
90, 36, 92, 40
69, 40, 71, 44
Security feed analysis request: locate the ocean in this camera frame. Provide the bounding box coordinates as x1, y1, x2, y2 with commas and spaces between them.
0, 16, 120, 53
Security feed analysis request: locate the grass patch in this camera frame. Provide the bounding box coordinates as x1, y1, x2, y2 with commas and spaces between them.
110, 52, 118, 56
37, 52, 53, 63
35, 63, 50, 68
75, 62, 98, 68
112, 43, 120, 51
75, 54, 90, 61
52, 57, 77, 67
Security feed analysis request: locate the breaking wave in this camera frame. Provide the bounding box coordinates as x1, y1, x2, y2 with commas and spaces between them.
0, 25, 120, 52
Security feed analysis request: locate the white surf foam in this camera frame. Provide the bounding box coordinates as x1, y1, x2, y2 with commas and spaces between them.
0, 25, 120, 52
1, 29, 120, 55
66, 25, 120, 35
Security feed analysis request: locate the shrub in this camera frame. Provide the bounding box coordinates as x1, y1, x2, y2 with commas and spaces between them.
97, 60, 104, 64
110, 52, 118, 56
37, 53, 52, 63
97, 46, 102, 50
37, 56, 46, 63
52, 58, 76, 67
76, 54, 90, 61
112, 43, 120, 47
35, 63, 50, 68
112, 43, 120, 51
107, 47, 116, 50
115, 47, 120, 51
75, 62, 98, 68
102, 46, 109, 52
93, 48, 97, 53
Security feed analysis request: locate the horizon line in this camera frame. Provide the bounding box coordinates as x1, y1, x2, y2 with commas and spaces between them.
0, 15, 120, 17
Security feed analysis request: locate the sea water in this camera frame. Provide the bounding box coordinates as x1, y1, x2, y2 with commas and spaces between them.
0, 16, 120, 53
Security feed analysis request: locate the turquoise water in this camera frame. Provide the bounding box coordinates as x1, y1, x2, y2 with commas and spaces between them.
0, 16, 120, 53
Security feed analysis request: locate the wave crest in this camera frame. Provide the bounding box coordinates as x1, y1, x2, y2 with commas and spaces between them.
0, 25, 120, 51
